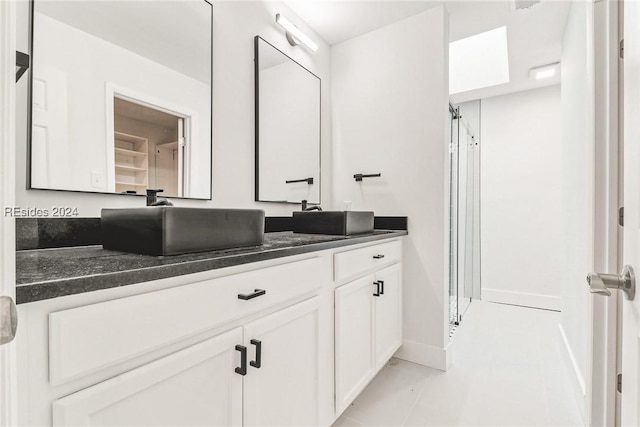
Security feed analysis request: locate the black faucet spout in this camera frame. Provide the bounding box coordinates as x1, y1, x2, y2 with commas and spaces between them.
301, 199, 322, 211
146, 189, 173, 206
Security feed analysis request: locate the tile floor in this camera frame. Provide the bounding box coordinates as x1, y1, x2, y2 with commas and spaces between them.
332, 301, 584, 427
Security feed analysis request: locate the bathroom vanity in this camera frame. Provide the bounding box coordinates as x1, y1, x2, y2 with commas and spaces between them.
15, 231, 405, 427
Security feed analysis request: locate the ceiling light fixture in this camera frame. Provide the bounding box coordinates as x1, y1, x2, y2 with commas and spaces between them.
529, 63, 560, 80
275, 13, 318, 52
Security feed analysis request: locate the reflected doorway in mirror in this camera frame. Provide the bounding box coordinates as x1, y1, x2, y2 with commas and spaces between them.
111, 96, 187, 198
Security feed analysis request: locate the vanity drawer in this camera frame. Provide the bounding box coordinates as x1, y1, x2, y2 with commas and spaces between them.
334, 240, 401, 282
49, 256, 326, 385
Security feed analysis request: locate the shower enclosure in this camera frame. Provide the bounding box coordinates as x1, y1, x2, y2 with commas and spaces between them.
449, 101, 481, 331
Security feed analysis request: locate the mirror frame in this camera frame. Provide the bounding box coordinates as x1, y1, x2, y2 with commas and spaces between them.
254, 36, 321, 204
26, 0, 214, 201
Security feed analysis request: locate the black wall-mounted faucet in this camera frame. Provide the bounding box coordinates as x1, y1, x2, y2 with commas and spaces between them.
354, 173, 381, 182
286, 177, 314, 185
146, 189, 173, 206
301, 200, 322, 211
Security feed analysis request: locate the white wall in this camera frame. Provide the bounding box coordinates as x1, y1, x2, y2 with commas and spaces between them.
332, 7, 450, 370
480, 85, 564, 311
16, 1, 332, 216
559, 0, 594, 419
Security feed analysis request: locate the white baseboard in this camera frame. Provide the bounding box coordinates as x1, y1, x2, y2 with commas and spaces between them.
394, 339, 451, 371
482, 288, 561, 311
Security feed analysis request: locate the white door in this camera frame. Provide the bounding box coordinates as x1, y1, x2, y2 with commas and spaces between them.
155, 143, 179, 196
622, 2, 640, 425
242, 297, 322, 427
30, 64, 69, 189
374, 264, 402, 369
335, 275, 376, 415
1, 1, 18, 425
52, 328, 243, 427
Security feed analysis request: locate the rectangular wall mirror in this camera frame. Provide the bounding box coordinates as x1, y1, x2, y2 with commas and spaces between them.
28, 0, 212, 199
254, 36, 321, 204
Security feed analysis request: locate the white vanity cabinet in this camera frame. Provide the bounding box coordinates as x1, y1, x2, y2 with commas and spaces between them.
52, 296, 324, 427
17, 236, 404, 427
243, 296, 323, 427
53, 328, 244, 426
18, 255, 333, 427
373, 264, 402, 368
334, 243, 403, 416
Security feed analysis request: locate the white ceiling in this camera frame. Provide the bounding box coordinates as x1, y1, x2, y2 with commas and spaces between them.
283, 1, 440, 45
35, 1, 212, 85
283, 0, 570, 102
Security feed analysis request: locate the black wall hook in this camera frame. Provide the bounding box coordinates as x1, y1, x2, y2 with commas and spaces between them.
16, 51, 30, 83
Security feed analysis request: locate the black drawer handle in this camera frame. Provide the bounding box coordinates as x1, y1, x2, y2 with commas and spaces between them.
373, 281, 381, 297
378, 280, 385, 295
373, 254, 385, 259
250, 339, 262, 369
238, 289, 266, 300
235, 345, 247, 376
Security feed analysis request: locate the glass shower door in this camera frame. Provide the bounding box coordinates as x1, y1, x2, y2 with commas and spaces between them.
449, 105, 460, 330
449, 101, 481, 331
457, 124, 475, 319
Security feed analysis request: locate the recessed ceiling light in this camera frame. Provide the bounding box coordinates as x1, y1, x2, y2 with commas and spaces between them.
449, 27, 510, 95
535, 69, 555, 79
529, 63, 560, 80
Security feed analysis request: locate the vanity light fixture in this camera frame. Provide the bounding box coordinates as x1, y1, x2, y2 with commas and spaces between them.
529, 62, 560, 80
275, 13, 318, 52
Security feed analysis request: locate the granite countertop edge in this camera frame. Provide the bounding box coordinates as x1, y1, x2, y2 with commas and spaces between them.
16, 230, 408, 304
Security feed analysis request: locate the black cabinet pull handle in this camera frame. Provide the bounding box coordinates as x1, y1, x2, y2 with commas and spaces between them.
250, 339, 262, 368
378, 280, 385, 295
373, 281, 381, 297
238, 289, 266, 300
373, 254, 385, 259
235, 345, 247, 376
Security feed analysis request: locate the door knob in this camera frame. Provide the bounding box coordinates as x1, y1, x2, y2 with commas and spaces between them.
587, 265, 635, 300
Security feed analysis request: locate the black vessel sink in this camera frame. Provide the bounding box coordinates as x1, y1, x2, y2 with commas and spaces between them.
101, 207, 265, 256
292, 211, 374, 236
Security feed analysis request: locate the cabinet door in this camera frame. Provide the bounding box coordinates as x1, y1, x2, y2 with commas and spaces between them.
243, 297, 323, 427
334, 275, 376, 415
374, 264, 403, 369
52, 328, 243, 427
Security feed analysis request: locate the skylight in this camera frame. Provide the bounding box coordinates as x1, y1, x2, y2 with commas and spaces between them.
449, 26, 510, 95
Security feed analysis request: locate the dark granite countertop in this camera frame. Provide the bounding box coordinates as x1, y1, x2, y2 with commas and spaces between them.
16, 230, 407, 304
